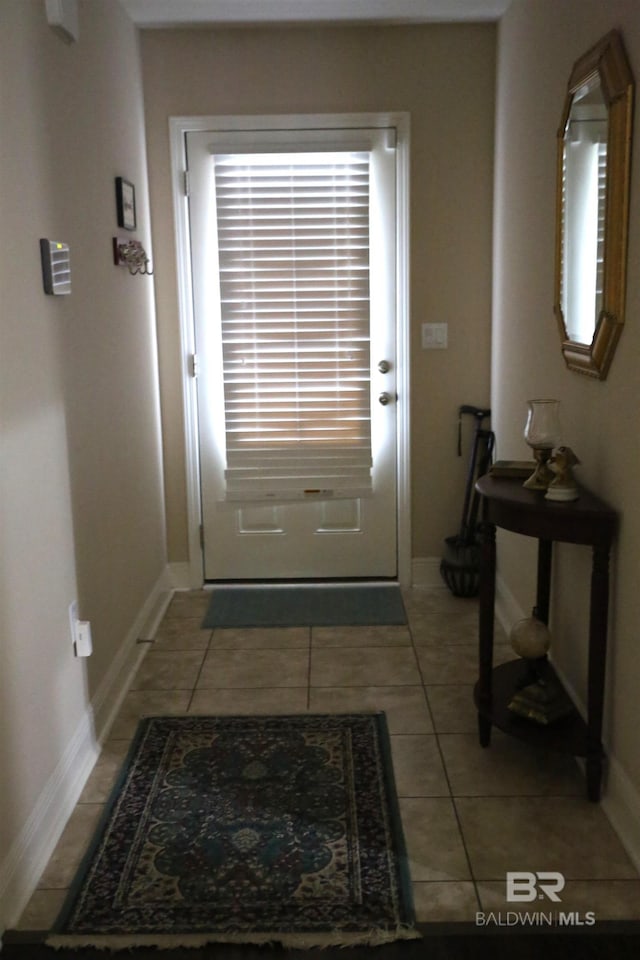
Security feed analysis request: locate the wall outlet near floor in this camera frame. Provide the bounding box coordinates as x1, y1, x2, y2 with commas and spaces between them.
69, 600, 93, 657
75, 620, 93, 657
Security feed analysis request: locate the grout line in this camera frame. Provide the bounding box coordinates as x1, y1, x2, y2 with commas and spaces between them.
185, 628, 214, 713
306, 627, 312, 709
408, 603, 484, 912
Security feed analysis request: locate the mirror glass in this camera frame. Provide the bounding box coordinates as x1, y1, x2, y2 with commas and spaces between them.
554, 31, 634, 379
560, 76, 608, 344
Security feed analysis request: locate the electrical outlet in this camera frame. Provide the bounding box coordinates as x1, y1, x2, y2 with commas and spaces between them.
69, 600, 93, 657
75, 620, 93, 657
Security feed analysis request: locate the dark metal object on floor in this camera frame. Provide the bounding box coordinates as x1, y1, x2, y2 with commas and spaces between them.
440, 405, 494, 598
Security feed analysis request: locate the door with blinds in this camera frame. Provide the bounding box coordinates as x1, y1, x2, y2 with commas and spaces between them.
186, 124, 399, 580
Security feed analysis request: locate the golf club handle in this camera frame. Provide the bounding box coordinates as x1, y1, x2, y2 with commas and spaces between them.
459, 404, 491, 420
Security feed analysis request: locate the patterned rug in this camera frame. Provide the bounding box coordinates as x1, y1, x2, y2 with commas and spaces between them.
48, 714, 419, 950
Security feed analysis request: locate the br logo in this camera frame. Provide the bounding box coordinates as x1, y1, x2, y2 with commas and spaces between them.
506, 872, 565, 903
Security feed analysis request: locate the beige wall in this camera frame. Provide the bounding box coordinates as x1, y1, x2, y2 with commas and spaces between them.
140, 23, 496, 566
493, 0, 640, 837
0, 0, 166, 925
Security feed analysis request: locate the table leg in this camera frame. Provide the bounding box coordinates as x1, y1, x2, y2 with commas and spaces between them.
534, 539, 552, 624
477, 520, 496, 747
586, 543, 610, 802
478, 712, 492, 747
586, 755, 602, 803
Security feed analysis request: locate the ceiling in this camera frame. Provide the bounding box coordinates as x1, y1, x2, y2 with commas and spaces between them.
120, 0, 513, 28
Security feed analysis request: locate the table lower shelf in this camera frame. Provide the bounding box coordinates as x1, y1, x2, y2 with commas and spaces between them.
474, 658, 597, 758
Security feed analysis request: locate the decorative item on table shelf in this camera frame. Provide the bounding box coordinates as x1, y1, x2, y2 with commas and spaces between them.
523, 399, 561, 490
507, 614, 573, 725
545, 446, 580, 501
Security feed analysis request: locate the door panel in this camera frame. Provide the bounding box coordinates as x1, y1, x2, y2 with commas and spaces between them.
187, 125, 399, 580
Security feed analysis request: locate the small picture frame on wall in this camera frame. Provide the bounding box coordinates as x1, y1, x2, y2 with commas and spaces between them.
115, 177, 136, 231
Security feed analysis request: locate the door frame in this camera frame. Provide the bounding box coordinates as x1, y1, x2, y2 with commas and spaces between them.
169, 113, 411, 587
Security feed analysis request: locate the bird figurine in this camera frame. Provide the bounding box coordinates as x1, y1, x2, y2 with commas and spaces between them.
545, 446, 580, 501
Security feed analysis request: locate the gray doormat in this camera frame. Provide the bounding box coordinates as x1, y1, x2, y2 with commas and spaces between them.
202, 585, 407, 628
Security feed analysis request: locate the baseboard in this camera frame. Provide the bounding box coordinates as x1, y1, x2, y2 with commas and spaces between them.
557, 659, 640, 873
411, 557, 446, 589
91, 566, 173, 740
0, 566, 173, 934
167, 561, 195, 590
0, 710, 99, 935
137, 567, 175, 640
494, 570, 525, 633
602, 756, 640, 874
495, 571, 640, 873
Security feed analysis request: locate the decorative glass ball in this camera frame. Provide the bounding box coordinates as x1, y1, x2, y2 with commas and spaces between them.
510, 616, 551, 659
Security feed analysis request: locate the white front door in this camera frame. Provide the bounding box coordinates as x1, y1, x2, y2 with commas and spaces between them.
185, 120, 405, 581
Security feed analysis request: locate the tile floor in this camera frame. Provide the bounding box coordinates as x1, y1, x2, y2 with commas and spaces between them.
16, 587, 640, 931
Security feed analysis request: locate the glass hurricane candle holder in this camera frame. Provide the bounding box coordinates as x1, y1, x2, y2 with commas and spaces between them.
523, 399, 561, 490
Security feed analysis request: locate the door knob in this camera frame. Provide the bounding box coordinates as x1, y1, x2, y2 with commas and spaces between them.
378, 360, 391, 373
379, 392, 392, 406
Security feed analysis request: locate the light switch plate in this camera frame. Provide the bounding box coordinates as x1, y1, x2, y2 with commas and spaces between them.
422, 322, 448, 349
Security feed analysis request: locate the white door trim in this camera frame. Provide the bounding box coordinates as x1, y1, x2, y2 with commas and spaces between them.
169, 113, 411, 587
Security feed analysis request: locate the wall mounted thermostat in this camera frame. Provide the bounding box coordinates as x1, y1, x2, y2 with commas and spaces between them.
40, 239, 71, 295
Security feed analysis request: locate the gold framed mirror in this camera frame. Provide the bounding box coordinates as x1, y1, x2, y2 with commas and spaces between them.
554, 30, 634, 379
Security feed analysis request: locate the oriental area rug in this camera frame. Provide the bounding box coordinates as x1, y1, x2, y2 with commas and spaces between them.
48, 714, 419, 950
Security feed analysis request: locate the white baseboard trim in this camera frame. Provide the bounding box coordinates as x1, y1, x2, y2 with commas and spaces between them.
411, 556, 446, 589
0, 566, 172, 933
495, 572, 640, 873
168, 561, 195, 591
0, 711, 99, 934
602, 755, 640, 874
554, 656, 640, 872
92, 566, 173, 741
130, 568, 174, 642
494, 570, 525, 633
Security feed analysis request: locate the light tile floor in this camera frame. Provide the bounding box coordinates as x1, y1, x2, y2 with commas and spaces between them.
16, 587, 640, 931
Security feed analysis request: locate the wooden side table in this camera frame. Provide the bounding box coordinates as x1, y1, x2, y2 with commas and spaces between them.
474, 474, 617, 802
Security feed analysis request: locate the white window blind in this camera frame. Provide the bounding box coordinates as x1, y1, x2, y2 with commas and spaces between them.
213, 151, 373, 501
